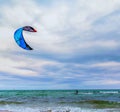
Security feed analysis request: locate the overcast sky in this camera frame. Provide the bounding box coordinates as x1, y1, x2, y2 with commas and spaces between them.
0, 0, 120, 89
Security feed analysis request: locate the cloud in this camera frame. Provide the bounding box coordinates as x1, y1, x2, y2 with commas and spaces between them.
84, 79, 120, 85
0, 0, 120, 55
92, 61, 120, 67
0, 0, 120, 89
1, 0, 120, 55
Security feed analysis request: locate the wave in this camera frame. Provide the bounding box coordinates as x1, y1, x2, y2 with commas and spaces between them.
79, 90, 119, 95
79, 92, 93, 95
0, 101, 24, 105
0, 106, 120, 112
59, 100, 120, 109
99, 91, 119, 94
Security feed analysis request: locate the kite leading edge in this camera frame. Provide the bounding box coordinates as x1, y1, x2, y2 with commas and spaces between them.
14, 26, 37, 50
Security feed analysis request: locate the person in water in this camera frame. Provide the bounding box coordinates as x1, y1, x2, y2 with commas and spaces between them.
75, 90, 78, 95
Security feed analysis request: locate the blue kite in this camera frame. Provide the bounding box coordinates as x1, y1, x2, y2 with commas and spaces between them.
14, 26, 37, 50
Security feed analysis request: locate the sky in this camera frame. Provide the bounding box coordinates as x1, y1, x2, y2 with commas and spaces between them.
0, 0, 120, 89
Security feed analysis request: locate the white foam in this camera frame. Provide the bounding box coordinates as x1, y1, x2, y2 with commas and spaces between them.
100, 91, 119, 94
80, 92, 93, 95
0, 105, 119, 112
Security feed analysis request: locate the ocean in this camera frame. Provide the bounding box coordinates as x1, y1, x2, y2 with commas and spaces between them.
0, 90, 119, 112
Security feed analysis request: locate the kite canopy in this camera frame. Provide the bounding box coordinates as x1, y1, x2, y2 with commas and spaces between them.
14, 26, 37, 50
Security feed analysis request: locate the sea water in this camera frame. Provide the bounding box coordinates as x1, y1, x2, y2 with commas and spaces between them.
0, 90, 119, 112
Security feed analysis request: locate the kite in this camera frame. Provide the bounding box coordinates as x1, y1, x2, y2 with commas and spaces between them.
14, 26, 37, 50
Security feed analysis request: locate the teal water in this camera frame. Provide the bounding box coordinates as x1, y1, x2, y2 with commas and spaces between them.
0, 90, 120, 112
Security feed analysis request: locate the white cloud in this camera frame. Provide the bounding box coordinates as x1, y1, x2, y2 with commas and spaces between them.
0, 52, 63, 77
0, 0, 120, 54
84, 79, 120, 85
92, 61, 120, 67
0, 0, 120, 89
0, 56, 37, 76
